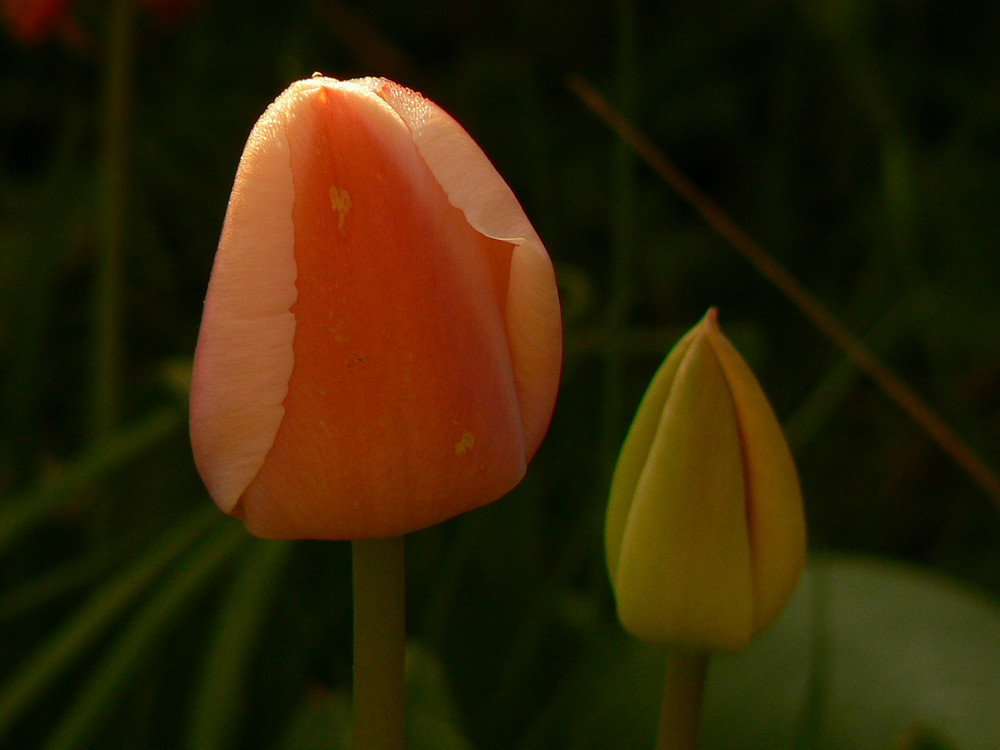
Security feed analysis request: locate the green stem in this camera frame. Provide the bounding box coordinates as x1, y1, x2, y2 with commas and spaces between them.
655, 651, 708, 750
88, 0, 133, 546
352, 536, 406, 750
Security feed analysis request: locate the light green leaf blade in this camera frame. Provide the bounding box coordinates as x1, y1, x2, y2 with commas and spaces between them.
278, 690, 349, 750
407, 643, 474, 750
0, 507, 219, 739
542, 554, 1000, 750
0, 408, 183, 552
702, 554, 1000, 750
42, 521, 248, 750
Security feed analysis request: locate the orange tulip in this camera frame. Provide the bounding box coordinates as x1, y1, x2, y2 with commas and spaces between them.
190, 76, 562, 541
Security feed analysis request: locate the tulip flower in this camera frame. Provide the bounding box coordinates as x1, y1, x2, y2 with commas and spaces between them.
606, 309, 805, 652
606, 310, 805, 750
190, 76, 562, 542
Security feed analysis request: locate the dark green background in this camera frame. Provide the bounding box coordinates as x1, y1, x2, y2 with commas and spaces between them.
2, 1, 999, 748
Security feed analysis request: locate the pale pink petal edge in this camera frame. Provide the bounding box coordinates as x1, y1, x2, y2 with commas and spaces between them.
190, 86, 300, 512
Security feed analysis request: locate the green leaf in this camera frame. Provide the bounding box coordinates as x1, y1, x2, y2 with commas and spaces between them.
560, 633, 663, 750
540, 555, 1000, 750
0, 408, 183, 552
0, 545, 124, 624
0, 507, 219, 739
278, 690, 349, 750
42, 521, 248, 750
407, 643, 474, 750
701, 554, 1000, 750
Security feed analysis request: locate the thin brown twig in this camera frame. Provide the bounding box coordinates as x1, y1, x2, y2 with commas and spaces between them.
568, 73, 1000, 507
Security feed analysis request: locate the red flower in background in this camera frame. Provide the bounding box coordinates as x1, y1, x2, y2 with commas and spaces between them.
2, 0, 197, 45
2, 0, 74, 44
141, 0, 197, 27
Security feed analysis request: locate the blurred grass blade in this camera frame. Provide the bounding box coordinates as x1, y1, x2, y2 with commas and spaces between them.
783, 299, 912, 450
279, 691, 350, 750
186, 539, 292, 750
0, 507, 218, 739
42, 521, 248, 750
89, 0, 134, 443
0, 407, 183, 552
0, 522, 173, 625
0, 541, 131, 624
568, 74, 1000, 508
406, 643, 475, 750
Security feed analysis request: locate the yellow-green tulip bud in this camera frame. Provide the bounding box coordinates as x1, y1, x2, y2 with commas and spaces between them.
606, 309, 806, 651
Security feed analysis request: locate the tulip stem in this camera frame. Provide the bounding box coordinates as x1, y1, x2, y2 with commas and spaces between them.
352, 536, 406, 750
655, 651, 708, 750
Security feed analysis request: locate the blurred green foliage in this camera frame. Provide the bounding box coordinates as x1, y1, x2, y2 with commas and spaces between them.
2, 0, 999, 748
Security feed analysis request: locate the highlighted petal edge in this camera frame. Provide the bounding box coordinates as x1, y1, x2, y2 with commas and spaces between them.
190, 89, 299, 512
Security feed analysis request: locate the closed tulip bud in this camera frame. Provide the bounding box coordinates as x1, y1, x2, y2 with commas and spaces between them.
606, 309, 805, 651
190, 76, 562, 541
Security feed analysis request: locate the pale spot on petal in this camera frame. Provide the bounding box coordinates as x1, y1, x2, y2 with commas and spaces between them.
454, 431, 475, 455
329, 185, 352, 231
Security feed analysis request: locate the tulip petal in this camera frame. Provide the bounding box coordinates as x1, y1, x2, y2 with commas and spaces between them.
704, 312, 806, 632
605, 326, 697, 583
190, 95, 298, 513
372, 79, 562, 458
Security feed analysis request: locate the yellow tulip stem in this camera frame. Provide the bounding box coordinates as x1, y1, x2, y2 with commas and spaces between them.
352, 536, 406, 750
655, 650, 708, 750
